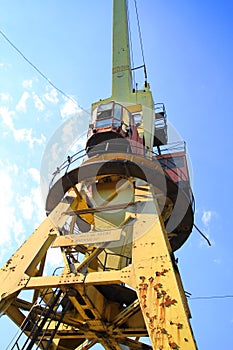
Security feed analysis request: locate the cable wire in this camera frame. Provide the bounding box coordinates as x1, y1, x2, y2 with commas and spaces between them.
0, 28, 89, 114
133, 0, 147, 83
190, 295, 233, 300
127, 0, 136, 90
194, 223, 211, 246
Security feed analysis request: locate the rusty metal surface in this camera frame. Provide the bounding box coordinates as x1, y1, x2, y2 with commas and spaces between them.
0, 182, 197, 349
46, 153, 194, 252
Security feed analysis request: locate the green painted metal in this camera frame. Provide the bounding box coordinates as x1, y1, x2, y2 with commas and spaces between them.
112, 0, 132, 99
92, 0, 155, 150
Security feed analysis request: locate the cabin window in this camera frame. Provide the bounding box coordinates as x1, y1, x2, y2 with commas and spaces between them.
97, 102, 113, 120
114, 103, 122, 119
96, 119, 112, 128
133, 113, 142, 126
122, 108, 130, 126
113, 104, 122, 127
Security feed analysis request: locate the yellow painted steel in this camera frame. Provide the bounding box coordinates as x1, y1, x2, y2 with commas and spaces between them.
0, 1, 198, 349
0, 176, 197, 349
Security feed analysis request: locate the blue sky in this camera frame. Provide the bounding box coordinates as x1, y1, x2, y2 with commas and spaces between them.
0, 0, 233, 348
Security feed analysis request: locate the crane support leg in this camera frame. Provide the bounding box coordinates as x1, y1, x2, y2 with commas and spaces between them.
0, 180, 197, 349
127, 200, 198, 349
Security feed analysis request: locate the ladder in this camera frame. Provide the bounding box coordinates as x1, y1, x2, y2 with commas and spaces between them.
8, 288, 70, 350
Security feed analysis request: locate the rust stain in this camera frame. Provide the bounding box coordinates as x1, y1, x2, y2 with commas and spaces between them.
139, 280, 148, 308
139, 271, 182, 350
156, 268, 169, 276
161, 296, 177, 308
154, 282, 163, 289
148, 276, 154, 283
161, 328, 168, 334
145, 312, 157, 325
176, 323, 183, 344
160, 294, 166, 323
169, 341, 179, 349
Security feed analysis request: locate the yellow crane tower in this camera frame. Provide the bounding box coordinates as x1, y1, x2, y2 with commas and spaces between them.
0, 1, 198, 349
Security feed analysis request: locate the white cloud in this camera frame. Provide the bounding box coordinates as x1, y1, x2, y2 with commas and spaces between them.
0, 105, 46, 147
17, 173, 45, 223
12, 218, 24, 245
16, 91, 30, 113
43, 87, 59, 104
197, 209, 217, 248
28, 168, 40, 183
202, 210, 213, 226
213, 258, 221, 264
50, 142, 63, 162
0, 92, 11, 102
22, 79, 33, 89
12, 164, 19, 175
0, 62, 11, 72
18, 186, 45, 224
0, 106, 15, 129
61, 117, 76, 144
32, 92, 45, 111
0, 171, 14, 245
44, 247, 64, 275
60, 98, 81, 119
0, 105, 46, 148
31, 186, 46, 223
13, 128, 46, 148
70, 133, 87, 152
18, 195, 34, 220
0, 99, 47, 148
0, 166, 24, 248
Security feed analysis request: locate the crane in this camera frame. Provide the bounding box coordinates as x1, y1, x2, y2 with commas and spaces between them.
0, 1, 198, 349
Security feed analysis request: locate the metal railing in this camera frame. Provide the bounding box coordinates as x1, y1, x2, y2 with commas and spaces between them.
49, 142, 184, 185
48, 141, 194, 211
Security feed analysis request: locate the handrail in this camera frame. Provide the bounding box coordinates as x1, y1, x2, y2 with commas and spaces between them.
49, 142, 185, 186
48, 141, 194, 211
